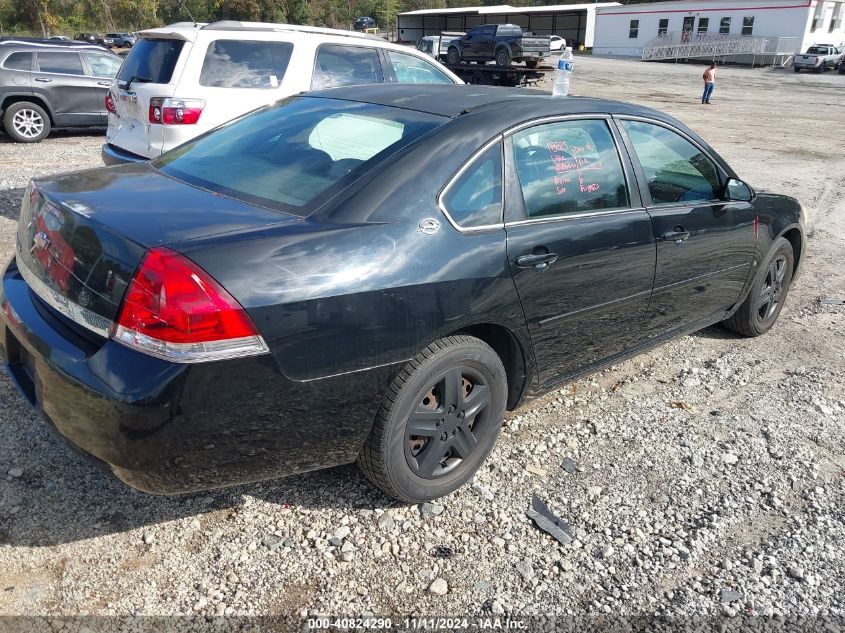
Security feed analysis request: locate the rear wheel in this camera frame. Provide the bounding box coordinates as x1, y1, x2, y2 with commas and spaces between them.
723, 237, 794, 337
525, 60, 539, 69
470, 71, 486, 85
495, 47, 511, 66
3, 102, 50, 143
447, 47, 460, 65
357, 335, 507, 503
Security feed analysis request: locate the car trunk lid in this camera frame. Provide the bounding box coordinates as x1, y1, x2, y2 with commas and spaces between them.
16, 164, 298, 328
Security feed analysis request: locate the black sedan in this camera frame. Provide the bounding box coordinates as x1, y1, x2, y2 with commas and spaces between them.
0, 85, 805, 502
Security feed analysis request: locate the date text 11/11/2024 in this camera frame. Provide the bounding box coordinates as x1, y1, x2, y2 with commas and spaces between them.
548, 140, 601, 195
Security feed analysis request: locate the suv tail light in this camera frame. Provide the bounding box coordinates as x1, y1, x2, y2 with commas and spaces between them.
149, 97, 204, 125
105, 93, 116, 114
112, 247, 268, 363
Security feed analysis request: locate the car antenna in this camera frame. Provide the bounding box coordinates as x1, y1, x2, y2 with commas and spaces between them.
179, 0, 198, 26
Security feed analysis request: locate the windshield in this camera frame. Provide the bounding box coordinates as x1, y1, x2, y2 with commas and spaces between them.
154, 97, 447, 216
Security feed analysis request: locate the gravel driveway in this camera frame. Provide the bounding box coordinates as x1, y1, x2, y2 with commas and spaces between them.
0, 57, 843, 624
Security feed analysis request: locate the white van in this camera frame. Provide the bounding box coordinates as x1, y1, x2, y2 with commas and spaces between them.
102, 21, 462, 165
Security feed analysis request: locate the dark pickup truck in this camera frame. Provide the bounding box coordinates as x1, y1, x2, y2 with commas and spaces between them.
446, 24, 551, 68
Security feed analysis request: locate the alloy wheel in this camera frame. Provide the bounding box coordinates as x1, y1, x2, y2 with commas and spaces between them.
757, 255, 787, 322
405, 367, 491, 479
12, 109, 45, 139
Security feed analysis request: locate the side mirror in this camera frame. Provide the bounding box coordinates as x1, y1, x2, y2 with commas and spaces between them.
725, 178, 753, 202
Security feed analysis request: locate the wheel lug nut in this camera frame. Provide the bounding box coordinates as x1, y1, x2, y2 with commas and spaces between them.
448, 405, 456, 414
440, 432, 448, 442
436, 419, 443, 428
457, 411, 465, 420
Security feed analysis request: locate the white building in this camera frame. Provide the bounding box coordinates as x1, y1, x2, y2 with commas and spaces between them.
593, 0, 845, 58
397, 3, 621, 48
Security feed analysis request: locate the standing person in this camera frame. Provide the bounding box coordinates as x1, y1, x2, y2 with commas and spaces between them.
702, 62, 716, 104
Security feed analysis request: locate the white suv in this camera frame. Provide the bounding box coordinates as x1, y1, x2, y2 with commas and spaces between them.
102, 21, 462, 165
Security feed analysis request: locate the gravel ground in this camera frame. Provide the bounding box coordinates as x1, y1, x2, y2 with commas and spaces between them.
0, 56, 843, 625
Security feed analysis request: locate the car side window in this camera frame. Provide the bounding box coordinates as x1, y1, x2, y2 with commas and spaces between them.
511, 119, 629, 219
200, 40, 293, 88
386, 51, 453, 84
3, 52, 32, 71
36, 52, 85, 76
84, 53, 122, 78
621, 120, 721, 205
442, 142, 503, 229
312, 45, 384, 90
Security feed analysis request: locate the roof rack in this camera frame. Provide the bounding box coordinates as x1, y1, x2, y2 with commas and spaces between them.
0, 37, 106, 50
200, 20, 385, 41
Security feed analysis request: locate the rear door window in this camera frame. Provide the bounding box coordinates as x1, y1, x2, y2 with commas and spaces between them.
3, 52, 32, 71
117, 38, 184, 84
442, 142, 503, 228
84, 53, 122, 77
200, 40, 293, 88
36, 52, 85, 75
312, 45, 384, 89
386, 50, 453, 84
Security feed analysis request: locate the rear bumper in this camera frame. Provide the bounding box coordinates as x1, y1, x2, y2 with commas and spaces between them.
0, 258, 382, 494
101, 143, 149, 166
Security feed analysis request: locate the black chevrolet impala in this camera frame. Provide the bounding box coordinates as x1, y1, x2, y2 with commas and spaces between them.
0, 85, 804, 502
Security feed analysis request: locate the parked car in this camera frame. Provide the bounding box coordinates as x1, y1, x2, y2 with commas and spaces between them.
0, 85, 805, 501
102, 20, 461, 165
48, 36, 72, 42
793, 44, 841, 72
75, 33, 112, 48
417, 32, 465, 61
446, 24, 551, 68
0, 40, 123, 142
353, 16, 377, 31
105, 32, 137, 48
549, 35, 566, 52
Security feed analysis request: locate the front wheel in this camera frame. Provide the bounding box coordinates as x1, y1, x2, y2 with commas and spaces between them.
446, 47, 460, 65
357, 335, 507, 503
723, 236, 794, 337
3, 101, 51, 143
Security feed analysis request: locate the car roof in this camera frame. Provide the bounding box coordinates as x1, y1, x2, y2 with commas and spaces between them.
0, 38, 109, 53
137, 20, 385, 43
304, 84, 667, 121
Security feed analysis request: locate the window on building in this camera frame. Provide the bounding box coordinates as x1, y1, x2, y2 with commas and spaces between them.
830, 4, 843, 31
629, 19, 639, 38
719, 17, 731, 34
811, 5, 827, 31
658, 18, 669, 35
741, 16, 754, 35
697, 17, 709, 33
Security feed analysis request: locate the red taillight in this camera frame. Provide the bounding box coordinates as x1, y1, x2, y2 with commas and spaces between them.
112, 247, 268, 362
149, 97, 204, 125
105, 93, 116, 114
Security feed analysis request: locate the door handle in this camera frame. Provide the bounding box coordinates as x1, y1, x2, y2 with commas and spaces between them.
35, 78, 52, 83
515, 252, 558, 271
97, 81, 111, 86
661, 227, 691, 244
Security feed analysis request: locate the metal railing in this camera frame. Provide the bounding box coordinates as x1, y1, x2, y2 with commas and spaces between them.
642, 32, 798, 65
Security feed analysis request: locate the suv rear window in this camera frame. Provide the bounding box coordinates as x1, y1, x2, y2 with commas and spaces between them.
154, 96, 446, 215
199, 40, 293, 88
118, 38, 184, 84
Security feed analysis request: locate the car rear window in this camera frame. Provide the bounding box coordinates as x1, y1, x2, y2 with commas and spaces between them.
199, 40, 293, 88
118, 38, 184, 84
154, 96, 446, 216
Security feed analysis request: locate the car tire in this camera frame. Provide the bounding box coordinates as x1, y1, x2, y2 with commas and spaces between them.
3, 102, 51, 143
495, 47, 511, 66
447, 47, 460, 65
723, 237, 794, 337
357, 335, 507, 503
470, 71, 486, 84
525, 60, 539, 69
793, 66, 800, 72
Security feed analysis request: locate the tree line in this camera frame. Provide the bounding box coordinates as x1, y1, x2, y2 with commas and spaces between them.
0, 0, 558, 38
